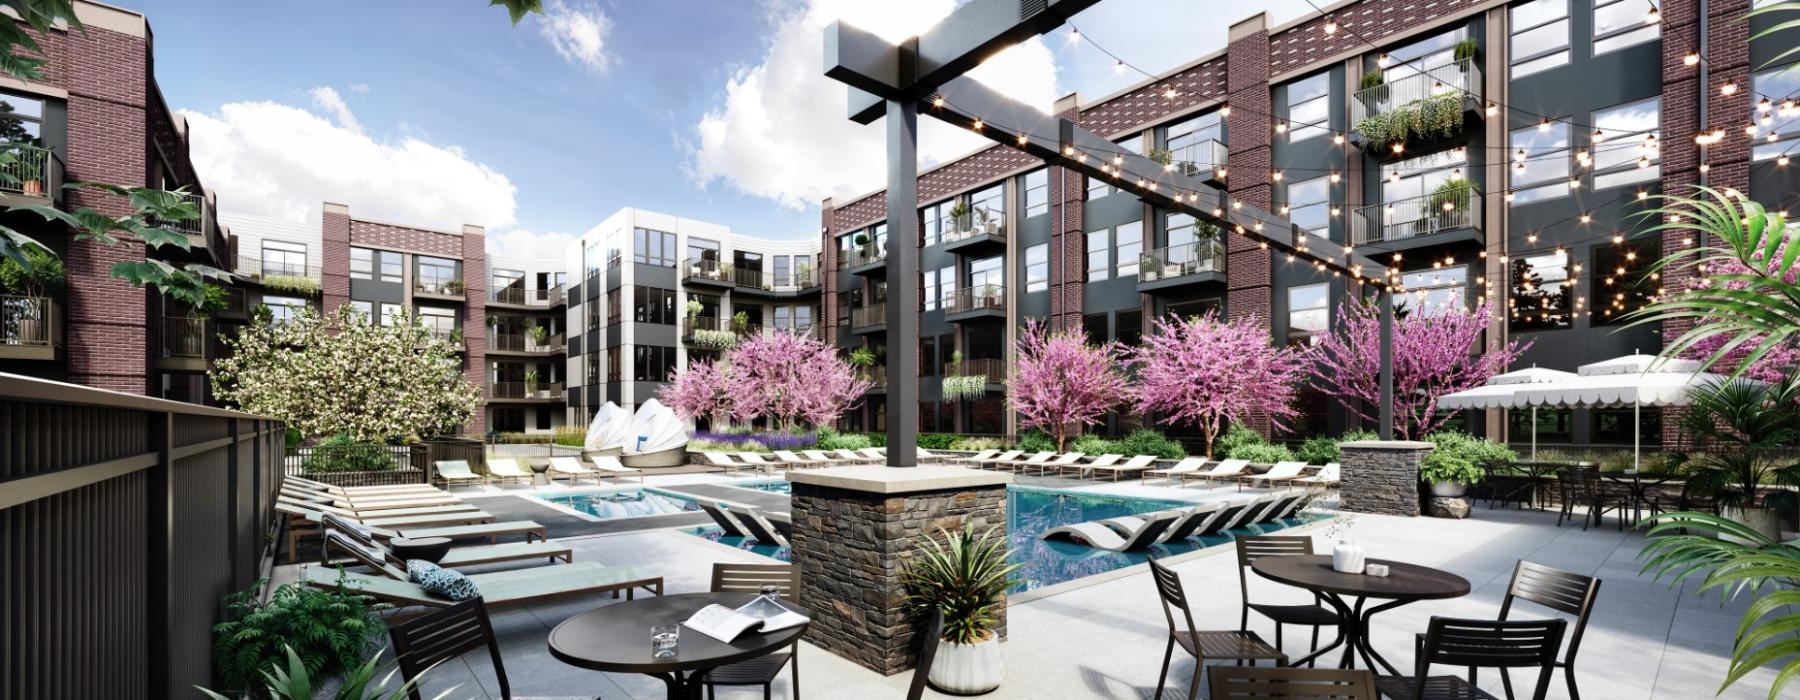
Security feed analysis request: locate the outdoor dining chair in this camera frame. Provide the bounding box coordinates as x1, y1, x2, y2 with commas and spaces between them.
1208, 666, 1376, 700
1497, 561, 1601, 700
1556, 468, 1630, 531
1148, 557, 1286, 700
1234, 536, 1340, 666
388, 597, 511, 700
1373, 617, 1566, 700
906, 609, 946, 700
701, 563, 801, 700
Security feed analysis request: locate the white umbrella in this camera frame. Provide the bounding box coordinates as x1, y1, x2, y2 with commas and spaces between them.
1512, 354, 1742, 470
1438, 366, 1577, 459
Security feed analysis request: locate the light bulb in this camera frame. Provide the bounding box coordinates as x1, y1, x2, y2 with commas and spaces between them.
1113, 60, 1125, 74
1760, 97, 1773, 113
1378, 53, 1391, 69
1683, 52, 1699, 66
1486, 101, 1499, 117
1645, 5, 1660, 23
1392, 142, 1404, 155
1721, 81, 1738, 96
1539, 118, 1552, 132
1164, 86, 1178, 100
1333, 134, 1345, 145
971, 119, 983, 131
1324, 18, 1338, 35
1592, 129, 1606, 143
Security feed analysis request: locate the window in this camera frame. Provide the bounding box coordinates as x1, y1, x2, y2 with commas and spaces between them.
1591, 98, 1661, 190
1024, 243, 1049, 293
633, 227, 677, 267
923, 201, 949, 246
1286, 175, 1331, 237
774, 256, 791, 288
1165, 111, 1225, 175
606, 288, 621, 325
1088, 135, 1141, 199
634, 346, 677, 382
967, 184, 1004, 233
607, 346, 621, 382
633, 286, 677, 325
968, 255, 1003, 290
1593, 0, 1658, 55
1165, 212, 1221, 271
1379, 149, 1470, 239
1023, 169, 1049, 218
1287, 283, 1329, 346
923, 268, 941, 311
350, 247, 373, 280
380, 303, 405, 327
1594, 407, 1661, 444
261, 240, 307, 277
1511, 0, 1569, 78
348, 300, 373, 321
263, 296, 308, 324
1754, 67, 1800, 161
1510, 406, 1572, 441
1114, 221, 1143, 278
687, 237, 719, 264
774, 305, 792, 330
1591, 241, 1657, 325
1510, 250, 1572, 330
415, 255, 458, 294
1087, 228, 1111, 281
493, 268, 524, 294
0, 90, 45, 145
1285, 72, 1331, 141
1511, 122, 1570, 204
417, 306, 456, 339
936, 266, 953, 309
1397, 267, 1469, 317
379, 250, 402, 284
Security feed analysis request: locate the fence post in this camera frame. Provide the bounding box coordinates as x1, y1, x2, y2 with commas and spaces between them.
227, 417, 240, 586
146, 411, 175, 698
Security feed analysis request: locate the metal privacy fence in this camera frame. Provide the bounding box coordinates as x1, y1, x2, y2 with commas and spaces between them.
0, 372, 285, 699
284, 437, 488, 486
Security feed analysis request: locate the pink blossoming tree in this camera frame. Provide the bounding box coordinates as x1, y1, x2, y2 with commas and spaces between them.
1128, 312, 1311, 457
724, 331, 872, 429
1006, 321, 1130, 452
1310, 299, 1528, 440
659, 359, 735, 426
1677, 255, 1800, 382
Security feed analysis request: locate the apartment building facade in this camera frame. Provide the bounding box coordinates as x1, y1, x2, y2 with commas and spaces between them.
563, 207, 823, 428
822, 0, 1800, 447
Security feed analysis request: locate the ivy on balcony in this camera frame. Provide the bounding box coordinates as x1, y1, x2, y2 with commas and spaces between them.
1354, 91, 1465, 153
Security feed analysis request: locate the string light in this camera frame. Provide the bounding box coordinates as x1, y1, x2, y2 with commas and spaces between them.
1377, 53, 1391, 69
1017, 132, 1028, 145
1333, 134, 1345, 145
971, 118, 983, 131
1164, 85, 1178, 100
1113, 59, 1125, 75
1539, 118, 1552, 132
1721, 81, 1738, 96
1781, 155, 1792, 167
1220, 104, 1231, 117
1683, 51, 1699, 66
1644, 5, 1660, 23
932, 96, 945, 108
1759, 97, 1773, 113
1324, 17, 1338, 35
1486, 101, 1499, 117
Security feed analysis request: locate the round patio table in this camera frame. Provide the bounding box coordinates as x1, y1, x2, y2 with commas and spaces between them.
1252, 555, 1469, 674
1601, 471, 1680, 527
548, 592, 808, 700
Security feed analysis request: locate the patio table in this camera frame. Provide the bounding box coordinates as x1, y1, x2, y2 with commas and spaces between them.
547, 591, 808, 700
1487, 461, 1569, 510
1252, 554, 1469, 675
1602, 471, 1680, 527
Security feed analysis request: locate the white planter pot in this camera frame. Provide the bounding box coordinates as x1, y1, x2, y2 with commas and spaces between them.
1722, 506, 1783, 544
1429, 482, 1468, 498
928, 636, 1003, 695
1332, 540, 1365, 574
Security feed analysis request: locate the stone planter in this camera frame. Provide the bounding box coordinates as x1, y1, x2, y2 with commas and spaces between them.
1429, 481, 1468, 498
1722, 506, 1783, 544
928, 636, 1002, 695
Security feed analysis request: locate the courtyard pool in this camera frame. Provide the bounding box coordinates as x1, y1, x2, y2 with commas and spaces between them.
534, 488, 704, 520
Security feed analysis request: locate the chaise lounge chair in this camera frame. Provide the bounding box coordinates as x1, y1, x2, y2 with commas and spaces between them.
703, 451, 751, 474
321, 514, 572, 569
948, 449, 1000, 466
1195, 497, 1263, 536
301, 549, 661, 609
832, 449, 883, 464
1041, 510, 1183, 552
1145, 457, 1208, 484
1181, 458, 1250, 487
993, 451, 1054, 473
1295, 463, 1340, 488
974, 449, 1025, 470
588, 455, 644, 483
546, 456, 600, 485
1243, 461, 1309, 489
735, 452, 782, 474
433, 460, 489, 487
285, 476, 446, 498
1100, 502, 1230, 544
801, 449, 845, 466
771, 450, 822, 469
486, 458, 537, 486
1029, 452, 1088, 476
1058, 454, 1122, 478
277, 494, 481, 521
278, 502, 536, 563
698, 501, 749, 537
1085, 455, 1160, 482
280, 485, 466, 511
727, 505, 789, 547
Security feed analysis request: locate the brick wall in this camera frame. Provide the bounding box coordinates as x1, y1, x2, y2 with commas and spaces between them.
1225, 21, 1276, 437
461, 227, 489, 432
820, 202, 838, 345
1052, 100, 1085, 332
1266, 0, 1488, 77
349, 220, 464, 257
321, 205, 352, 313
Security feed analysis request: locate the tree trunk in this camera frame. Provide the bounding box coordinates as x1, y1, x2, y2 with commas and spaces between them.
1055, 426, 1067, 453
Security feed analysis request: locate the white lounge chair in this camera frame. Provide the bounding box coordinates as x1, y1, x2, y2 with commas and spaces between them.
1041, 510, 1183, 551
486, 458, 536, 486
702, 451, 750, 474
286, 475, 445, 496
432, 460, 488, 487
548, 456, 600, 484
771, 450, 823, 469
1059, 454, 1123, 478
1181, 458, 1250, 487
1145, 457, 1208, 483
589, 455, 643, 483
975, 450, 1025, 470
993, 451, 1054, 473
1296, 463, 1340, 487
1100, 502, 1229, 544
727, 505, 789, 547
948, 449, 1000, 466
1244, 461, 1308, 489
279, 486, 465, 511
856, 448, 888, 462
832, 449, 882, 464
736, 452, 781, 474
1088, 454, 1159, 482
801, 449, 844, 466
698, 501, 749, 537
1028, 452, 1087, 476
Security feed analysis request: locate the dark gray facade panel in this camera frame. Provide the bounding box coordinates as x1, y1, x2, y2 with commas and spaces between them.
349, 279, 403, 304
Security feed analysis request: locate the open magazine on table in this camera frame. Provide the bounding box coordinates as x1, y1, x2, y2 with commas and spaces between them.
682, 595, 810, 643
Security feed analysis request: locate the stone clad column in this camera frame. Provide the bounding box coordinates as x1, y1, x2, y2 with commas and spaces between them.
1338, 440, 1434, 517
789, 466, 1011, 675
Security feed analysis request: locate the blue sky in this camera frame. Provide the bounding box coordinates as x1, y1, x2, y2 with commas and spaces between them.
132, 0, 1313, 255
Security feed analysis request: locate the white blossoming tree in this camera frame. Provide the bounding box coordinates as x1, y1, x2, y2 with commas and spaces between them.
210, 305, 481, 441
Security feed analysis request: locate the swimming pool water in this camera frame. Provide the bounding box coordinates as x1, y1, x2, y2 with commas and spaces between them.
734, 480, 792, 495
537, 489, 703, 519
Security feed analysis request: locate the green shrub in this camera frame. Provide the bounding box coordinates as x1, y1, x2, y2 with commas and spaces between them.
1418, 431, 1516, 484
283, 427, 303, 448
211, 575, 384, 696
918, 433, 960, 450
1212, 424, 1267, 458
552, 426, 587, 447
1295, 436, 1340, 465
1017, 429, 1056, 453
1420, 452, 1482, 485
865, 431, 887, 448
1341, 429, 1380, 443
1230, 442, 1295, 464
302, 435, 392, 473
815, 431, 872, 451
691, 438, 772, 453
1119, 429, 1186, 459
951, 436, 1006, 451
1071, 434, 1116, 456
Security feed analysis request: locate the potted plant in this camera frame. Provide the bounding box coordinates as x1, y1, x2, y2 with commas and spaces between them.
524, 369, 540, 393
1148, 147, 1174, 166
903, 525, 1019, 695
1420, 452, 1483, 498
949, 200, 971, 235
732, 311, 750, 334
449, 326, 464, 347
529, 324, 550, 349
1360, 69, 1386, 90
717, 262, 734, 281
1678, 378, 1800, 542
445, 280, 464, 295
685, 299, 703, 319
0, 244, 64, 343
1453, 37, 1479, 64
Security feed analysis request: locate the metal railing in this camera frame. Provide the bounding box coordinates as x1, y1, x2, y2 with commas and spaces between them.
492, 381, 565, 399
160, 316, 207, 359
733, 266, 821, 292
852, 302, 887, 329
0, 295, 58, 347
1351, 56, 1483, 125
842, 243, 886, 268
1167, 139, 1228, 178
414, 278, 465, 296
940, 207, 1007, 245
1140, 241, 1227, 282
491, 285, 564, 306
682, 315, 722, 337
0, 144, 62, 199
235, 255, 324, 281
863, 365, 887, 388
946, 284, 1006, 315
681, 257, 734, 285
954, 358, 1008, 384
529, 332, 564, 352
491, 331, 560, 352
1351, 185, 1484, 245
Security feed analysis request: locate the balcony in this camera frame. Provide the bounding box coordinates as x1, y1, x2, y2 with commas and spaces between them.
491, 381, 564, 401
1138, 241, 1228, 293
490, 330, 563, 355
955, 358, 1008, 388
235, 256, 324, 296
0, 295, 60, 360
0, 144, 63, 207
1351, 57, 1484, 155
1350, 185, 1484, 248
490, 285, 565, 308
216, 287, 249, 319
851, 302, 886, 333
939, 208, 1006, 255
148, 191, 230, 266
844, 244, 886, 275
156, 316, 209, 371
1166, 139, 1228, 186
863, 365, 887, 392
414, 278, 466, 301
943, 284, 1006, 322
681, 258, 736, 289
731, 267, 823, 297
424, 326, 464, 351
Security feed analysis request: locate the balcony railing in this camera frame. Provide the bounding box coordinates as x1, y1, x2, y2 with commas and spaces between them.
1140, 241, 1227, 282
0, 295, 58, 351
0, 144, 62, 201
945, 284, 1006, 316
771, 323, 820, 339
529, 332, 565, 352
414, 279, 466, 297
1351, 185, 1484, 245
492, 381, 564, 400
1167, 139, 1228, 178
1351, 56, 1484, 130
492, 331, 563, 352
842, 244, 886, 269
491, 285, 564, 306
863, 365, 887, 388
852, 302, 886, 329
953, 358, 1008, 384
147, 191, 228, 261
682, 257, 734, 285
940, 207, 1006, 246
160, 317, 207, 359
732, 266, 822, 293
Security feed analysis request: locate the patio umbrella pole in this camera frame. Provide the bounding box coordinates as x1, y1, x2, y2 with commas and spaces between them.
1634, 397, 1640, 471
1531, 406, 1537, 460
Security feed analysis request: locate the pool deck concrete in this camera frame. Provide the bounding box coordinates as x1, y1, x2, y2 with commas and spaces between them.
275, 472, 1780, 699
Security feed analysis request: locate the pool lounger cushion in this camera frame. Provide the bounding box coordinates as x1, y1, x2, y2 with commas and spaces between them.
302, 561, 664, 607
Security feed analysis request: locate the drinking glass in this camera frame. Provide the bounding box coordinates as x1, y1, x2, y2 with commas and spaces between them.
651, 623, 679, 659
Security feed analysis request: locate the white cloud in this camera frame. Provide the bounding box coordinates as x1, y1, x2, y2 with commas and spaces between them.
536, 0, 615, 75
486, 228, 576, 262
347, 82, 372, 95
181, 95, 517, 232
687, 0, 1061, 210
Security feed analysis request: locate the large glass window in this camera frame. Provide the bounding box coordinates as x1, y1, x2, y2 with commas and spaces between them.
1398, 267, 1469, 316
1754, 67, 1800, 161
1022, 169, 1049, 218
1510, 250, 1572, 330
969, 256, 1003, 290
415, 255, 458, 294
1593, 0, 1658, 55
1287, 283, 1329, 346
1088, 135, 1141, 199
1591, 241, 1657, 325
968, 183, 1005, 233
633, 286, 677, 325
1286, 72, 1331, 142
923, 268, 942, 311
1114, 221, 1143, 278
923, 200, 949, 246
0, 91, 45, 145
261, 240, 307, 277
935, 266, 952, 309
1087, 227, 1111, 281
687, 237, 720, 263
263, 296, 308, 325
1024, 243, 1049, 293
1511, 0, 1569, 78
1286, 175, 1331, 237
493, 268, 525, 294
1591, 98, 1661, 190
380, 303, 405, 327
1378, 149, 1470, 240
633, 227, 677, 267
773, 256, 791, 288
350, 247, 373, 280
1511, 121, 1570, 204
417, 306, 456, 339
379, 250, 402, 284
1165, 110, 1225, 175
634, 346, 677, 382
